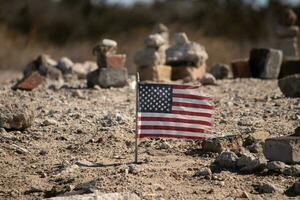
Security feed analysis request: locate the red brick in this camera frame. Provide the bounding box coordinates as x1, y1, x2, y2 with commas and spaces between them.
106, 54, 126, 69
231, 59, 251, 78
13, 71, 45, 90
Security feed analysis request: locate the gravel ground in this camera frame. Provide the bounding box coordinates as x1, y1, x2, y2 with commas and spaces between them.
0, 72, 300, 200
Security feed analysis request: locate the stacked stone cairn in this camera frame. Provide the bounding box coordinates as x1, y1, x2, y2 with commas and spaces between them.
276, 8, 299, 60
166, 32, 208, 81
135, 24, 208, 82
87, 39, 128, 88
135, 24, 171, 82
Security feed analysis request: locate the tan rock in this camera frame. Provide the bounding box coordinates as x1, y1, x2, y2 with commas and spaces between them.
172, 64, 206, 81
138, 65, 172, 82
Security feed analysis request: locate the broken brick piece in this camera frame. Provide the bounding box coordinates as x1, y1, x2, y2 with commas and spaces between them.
13, 71, 45, 90
231, 59, 251, 78
106, 54, 126, 69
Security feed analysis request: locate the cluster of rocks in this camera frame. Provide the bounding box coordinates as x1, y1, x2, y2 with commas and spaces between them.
13, 54, 97, 90
198, 127, 300, 195
135, 24, 211, 83
276, 8, 299, 60
12, 39, 128, 90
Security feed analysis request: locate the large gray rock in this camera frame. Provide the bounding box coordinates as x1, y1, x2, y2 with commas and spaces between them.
134, 48, 166, 67
264, 136, 300, 164
237, 152, 267, 172
278, 74, 300, 97
0, 103, 34, 130
87, 68, 128, 88
166, 32, 208, 66
254, 182, 284, 194
216, 151, 238, 169
47, 191, 140, 200
249, 48, 283, 79
267, 161, 289, 172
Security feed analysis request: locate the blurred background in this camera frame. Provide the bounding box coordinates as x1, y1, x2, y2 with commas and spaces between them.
0, 0, 300, 73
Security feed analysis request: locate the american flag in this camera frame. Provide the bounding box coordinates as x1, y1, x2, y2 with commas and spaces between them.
137, 83, 214, 140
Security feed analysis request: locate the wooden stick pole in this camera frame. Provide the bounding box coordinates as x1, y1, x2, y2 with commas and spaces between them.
134, 72, 140, 164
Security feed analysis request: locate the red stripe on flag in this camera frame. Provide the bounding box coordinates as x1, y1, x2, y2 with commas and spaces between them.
139, 134, 206, 140
172, 102, 214, 110
172, 84, 200, 89
139, 117, 212, 126
172, 93, 213, 101
171, 110, 212, 118
139, 125, 205, 133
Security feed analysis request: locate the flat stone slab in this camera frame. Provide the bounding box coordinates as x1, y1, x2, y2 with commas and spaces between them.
172, 65, 206, 81
47, 191, 140, 200
249, 48, 283, 79
138, 65, 171, 81
264, 136, 300, 164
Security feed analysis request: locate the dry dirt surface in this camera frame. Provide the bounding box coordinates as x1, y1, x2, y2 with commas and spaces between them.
0, 72, 300, 200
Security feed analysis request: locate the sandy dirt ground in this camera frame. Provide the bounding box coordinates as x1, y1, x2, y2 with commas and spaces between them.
0, 71, 299, 200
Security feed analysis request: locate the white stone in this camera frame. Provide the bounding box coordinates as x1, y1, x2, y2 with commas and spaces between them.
145, 34, 166, 48
102, 39, 117, 47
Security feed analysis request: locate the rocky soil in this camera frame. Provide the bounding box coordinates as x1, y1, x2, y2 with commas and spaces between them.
0, 71, 300, 200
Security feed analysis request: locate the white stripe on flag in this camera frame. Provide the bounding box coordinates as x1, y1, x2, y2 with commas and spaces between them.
172, 106, 214, 114
172, 97, 212, 105
138, 121, 211, 130
173, 89, 202, 95
138, 113, 211, 122
139, 130, 214, 138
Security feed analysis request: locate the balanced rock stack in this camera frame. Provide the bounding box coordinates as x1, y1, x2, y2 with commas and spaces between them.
87, 39, 128, 88
166, 32, 208, 81
135, 23, 208, 82
135, 32, 171, 82
276, 8, 299, 60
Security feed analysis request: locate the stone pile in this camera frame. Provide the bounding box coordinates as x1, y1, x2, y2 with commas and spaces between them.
276, 8, 299, 60
87, 39, 128, 88
167, 33, 208, 81
135, 33, 171, 82
13, 54, 98, 90
135, 24, 209, 82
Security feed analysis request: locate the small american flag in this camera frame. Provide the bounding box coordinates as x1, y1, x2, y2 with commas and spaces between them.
138, 83, 214, 140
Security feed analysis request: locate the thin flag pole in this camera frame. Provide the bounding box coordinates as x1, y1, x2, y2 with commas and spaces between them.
134, 72, 140, 164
